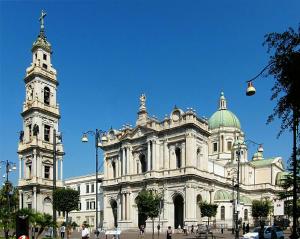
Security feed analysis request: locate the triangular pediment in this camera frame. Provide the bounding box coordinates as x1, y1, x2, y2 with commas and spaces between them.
132, 144, 147, 153
130, 126, 155, 139
42, 159, 53, 165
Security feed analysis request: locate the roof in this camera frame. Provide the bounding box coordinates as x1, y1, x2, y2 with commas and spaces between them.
214, 190, 232, 201
250, 158, 276, 167
208, 92, 241, 130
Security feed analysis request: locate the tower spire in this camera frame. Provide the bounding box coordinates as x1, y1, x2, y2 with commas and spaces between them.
219, 91, 227, 110
39, 10, 47, 39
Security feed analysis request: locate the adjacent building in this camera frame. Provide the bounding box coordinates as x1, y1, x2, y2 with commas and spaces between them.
64, 174, 104, 228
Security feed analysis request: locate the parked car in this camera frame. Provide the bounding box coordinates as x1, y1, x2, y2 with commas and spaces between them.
242, 226, 284, 239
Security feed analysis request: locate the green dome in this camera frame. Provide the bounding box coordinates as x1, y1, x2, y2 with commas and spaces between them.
214, 190, 232, 201
240, 195, 252, 205
209, 92, 241, 130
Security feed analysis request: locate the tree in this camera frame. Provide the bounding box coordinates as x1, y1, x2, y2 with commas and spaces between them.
53, 188, 80, 239
263, 24, 300, 238
199, 201, 218, 226
0, 182, 19, 239
135, 189, 162, 239
252, 199, 272, 225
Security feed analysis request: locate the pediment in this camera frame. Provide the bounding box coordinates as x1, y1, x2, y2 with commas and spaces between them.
132, 144, 147, 153
130, 126, 155, 139
42, 159, 52, 165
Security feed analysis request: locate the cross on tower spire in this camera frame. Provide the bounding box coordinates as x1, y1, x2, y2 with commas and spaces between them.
39, 10, 47, 31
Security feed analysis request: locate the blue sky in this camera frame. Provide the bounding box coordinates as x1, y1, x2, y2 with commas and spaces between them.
0, 1, 299, 185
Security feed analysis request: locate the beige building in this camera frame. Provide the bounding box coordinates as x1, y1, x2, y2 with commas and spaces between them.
64, 174, 104, 228
100, 93, 285, 231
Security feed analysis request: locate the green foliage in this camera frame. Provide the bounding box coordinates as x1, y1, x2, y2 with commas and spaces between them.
135, 189, 162, 220
199, 201, 218, 218
264, 24, 300, 137
53, 188, 80, 214
252, 199, 272, 218
0, 182, 19, 239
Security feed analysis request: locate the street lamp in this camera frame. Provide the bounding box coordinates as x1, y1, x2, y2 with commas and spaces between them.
81, 129, 107, 238
233, 140, 263, 239
245, 63, 299, 239
0, 160, 17, 239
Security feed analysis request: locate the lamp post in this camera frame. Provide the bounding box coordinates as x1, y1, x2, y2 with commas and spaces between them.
81, 129, 107, 238
0, 160, 17, 239
246, 65, 299, 239
233, 140, 263, 239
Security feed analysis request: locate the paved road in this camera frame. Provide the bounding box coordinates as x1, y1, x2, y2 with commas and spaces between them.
68, 229, 293, 239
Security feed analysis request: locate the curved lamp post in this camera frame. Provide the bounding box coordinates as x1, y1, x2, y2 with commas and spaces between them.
245, 63, 299, 239
233, 140, 263, 239
81, 129, 107, 238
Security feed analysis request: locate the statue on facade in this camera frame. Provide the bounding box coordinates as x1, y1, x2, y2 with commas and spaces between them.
139, 93, 146, 111
33, 124, 39, 136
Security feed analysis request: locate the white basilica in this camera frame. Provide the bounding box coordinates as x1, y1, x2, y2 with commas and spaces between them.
16, 13, 287, 232
101, 93, 286, 231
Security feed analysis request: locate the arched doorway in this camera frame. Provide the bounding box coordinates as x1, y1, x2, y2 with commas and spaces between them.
110, 200, 118, 228
174, 194, 184, 229
196, 195, 202, 223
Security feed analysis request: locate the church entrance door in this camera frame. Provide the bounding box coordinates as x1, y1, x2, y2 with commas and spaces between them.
111, 200, 118, 228
174, 194, 184, 229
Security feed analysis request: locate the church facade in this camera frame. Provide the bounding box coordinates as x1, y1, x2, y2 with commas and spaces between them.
17, 12, 64, 214
101, 93, 285, 231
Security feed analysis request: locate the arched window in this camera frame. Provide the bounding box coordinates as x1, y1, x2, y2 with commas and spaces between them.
221, 206, 225, 220
44, 87, 50, 105
112, 161, 116, 178
140, 154, 147, 173
175, 147, 181, 168
244, 209, 248, 221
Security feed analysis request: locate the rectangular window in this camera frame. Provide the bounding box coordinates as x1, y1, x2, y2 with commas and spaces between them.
77, 185, 80, 193
43, 54, 47, 60
44, 125, 50, 142
86, 184, 89, 193
28, 165, 32, 178
91, 184, 94, 193
86, 201, 89, 210
213, 142, 218, 152
227, 141, 232, 151
42, 63, 48, 69
28, 124, 32, 139
44, 165, 50, 179
221, 206, 225, 220
90, 201, 95, 210
79, 203, 81, 210
28, 203, 32, 209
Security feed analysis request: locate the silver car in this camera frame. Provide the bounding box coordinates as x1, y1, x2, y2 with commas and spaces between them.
242, 226, 284, 239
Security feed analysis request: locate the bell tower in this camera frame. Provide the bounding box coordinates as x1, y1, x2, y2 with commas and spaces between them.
18, 11, 64, 213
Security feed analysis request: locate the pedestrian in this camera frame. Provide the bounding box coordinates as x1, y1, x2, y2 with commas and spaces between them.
81, 224, 90, 239
242, 222, 246, 235
191, 225, 194, 234
60, 224, 66, 239
140, 225, 145, 238
166, 226, 172, 239
183, 224, 187, 235
246, 223, 250, 233
221, 224, 224, 234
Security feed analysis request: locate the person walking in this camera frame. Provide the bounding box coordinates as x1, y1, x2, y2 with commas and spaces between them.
246, 223, 250, 233
221, 224, 224, 234
166, 226, 173, 239
81, 224, 90, 239
60, 225, 66, 239
242, 222, 246, 235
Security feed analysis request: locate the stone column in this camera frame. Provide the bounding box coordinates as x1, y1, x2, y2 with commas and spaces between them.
32, 149, 36, 177
122, 193, 125, 220
60, 159, 63, 180
127, 193, 131, 220
118, 153, 121, 177
152, 141, 156, 171
19, 190, 23, 209
126, 147, 130, 175
181, 143, 186, 168
19, 156, 22, 179
33, 186, 37, 211
163, 141, 169, 170
104, 160, 108, 179
122, 149, 126, 175
147, 141, 151, 171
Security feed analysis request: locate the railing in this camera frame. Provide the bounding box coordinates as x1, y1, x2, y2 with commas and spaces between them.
23, 99, 60, 115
